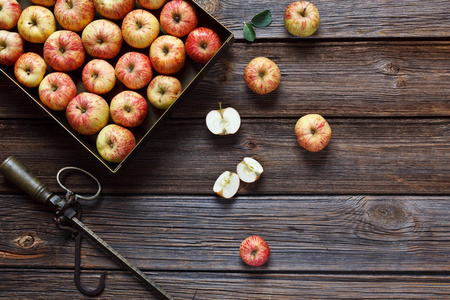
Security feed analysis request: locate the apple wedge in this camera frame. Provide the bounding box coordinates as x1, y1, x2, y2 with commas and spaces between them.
236, 157, 263, 183
206, 104, 241, 135
213, 171, 240, 199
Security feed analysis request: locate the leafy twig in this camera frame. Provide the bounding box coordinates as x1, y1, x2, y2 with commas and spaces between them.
243, 10, 272, 42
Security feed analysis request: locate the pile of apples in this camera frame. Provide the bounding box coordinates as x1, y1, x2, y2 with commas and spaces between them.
0, 0, 223, 163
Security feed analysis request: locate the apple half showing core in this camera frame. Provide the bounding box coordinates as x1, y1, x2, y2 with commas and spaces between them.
206, 106, 241, 135
213, 171, 240, 199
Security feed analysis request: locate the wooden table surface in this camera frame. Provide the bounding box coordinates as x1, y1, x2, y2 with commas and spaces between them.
1, 0, 450, 299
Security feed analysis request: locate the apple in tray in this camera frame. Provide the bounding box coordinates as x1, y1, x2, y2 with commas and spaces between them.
82, 59, 116, 95
0, 0, 22, 30
96, 124, 136, 163
17, 5, 56, 43
54, 0, 95, 32
160, 0, 198, 37
244, 57, 281, 95
122, 9, 160, 49
39, 72, 77, 111
66, 92, 110, 135
30, 0, 57, 7
93, 0, 135, 20
82, 19, 123, 60
43, 30, 86, 72
150, 35, 185, 75
14, 52, 47, 88
115, 52, 153, 90
138, 0, 167, 10
185, 27, 222, 65
295, 113, 332, 152
147, 75, 181, 110
110, 91, 148, 128
0, 30, 23, 67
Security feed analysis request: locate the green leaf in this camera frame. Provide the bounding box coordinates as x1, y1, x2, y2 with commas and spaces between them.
243, 22, 256, 42
251, 10, 272, 28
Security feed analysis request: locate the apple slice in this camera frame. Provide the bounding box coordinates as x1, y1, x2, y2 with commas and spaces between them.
206, 104, 241, 135
213, 171, 240, 199
236, 157, 263, 183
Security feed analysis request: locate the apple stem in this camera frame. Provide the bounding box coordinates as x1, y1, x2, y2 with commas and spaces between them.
219, 102, 223, 117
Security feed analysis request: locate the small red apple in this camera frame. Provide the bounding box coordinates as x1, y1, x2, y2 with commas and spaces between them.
14, 52, 47, 88
66, 92, 110, 135
0, 0, 22, 30
93, 0, 135, 20
82, 19, 123, 60
115, 51, 153, 90
39, 72, 77, 111
239, 236, 270, 267
185, 27, 221, 64
149, 35, 185, 75
43, 30, 85, 72
54, 0, 95, 32
159, 0, 198, 37
110, 90, 148, 128
0, 30, 23, 66
121, 9, 160, 49
82, 59, 116, 95
96, 124, 136, 163
146, 75, 181, 110
295, 113, 332, 152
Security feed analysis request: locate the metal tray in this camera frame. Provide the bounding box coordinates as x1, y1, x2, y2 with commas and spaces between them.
0, 0, 234, 173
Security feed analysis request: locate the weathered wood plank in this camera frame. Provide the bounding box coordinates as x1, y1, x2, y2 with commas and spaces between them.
1, 269, 450, 299
1, 195, 449, 271
194, 0, 450, 39
2, 41, 450, 118
0, 118, 448, 195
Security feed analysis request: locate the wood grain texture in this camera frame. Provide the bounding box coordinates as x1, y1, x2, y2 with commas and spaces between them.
194, 0, 450, 39
2, 42, 450, 119
1, 195, 449, 271
1, 269, 450, 299
0, 118, 448, 195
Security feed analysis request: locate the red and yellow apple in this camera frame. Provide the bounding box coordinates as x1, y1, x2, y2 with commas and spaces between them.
110, 91, 148, 128
121, 9, 160, 49
160, 0, 198, 37
115, 51, 153, 90
17, 5, 56, 43
54, 0, 95, 32
0, 30, 23, 66
294, 113, 332, 152
14, 52, 47, 88
240, 236, 270, 267
284, 1, 320, 37
96, 124, 136, 163
43, 30, 85, 72
244, 57, 281, 94
185, 27, 221, 64
82, 59, 116, 95
149, 35, 185, 75
0, 0, 22, 30
39, 72, 77, 111
82, 19, 123, 59
93, 0, 135, 20
66, 92, 110, 135
146, 75, 181, 110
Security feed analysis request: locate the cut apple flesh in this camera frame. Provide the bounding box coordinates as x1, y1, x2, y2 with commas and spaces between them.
206, 107, 241, 135
236, 157, 263, 183
213, 171, 240, 198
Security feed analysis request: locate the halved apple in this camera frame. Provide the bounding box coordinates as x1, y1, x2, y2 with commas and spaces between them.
206, 104, 241, 135
213, 171, 240, 198
236, 157, 263, 183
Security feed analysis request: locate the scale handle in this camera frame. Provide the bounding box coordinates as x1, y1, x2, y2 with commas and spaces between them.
0, 156, 54, 206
